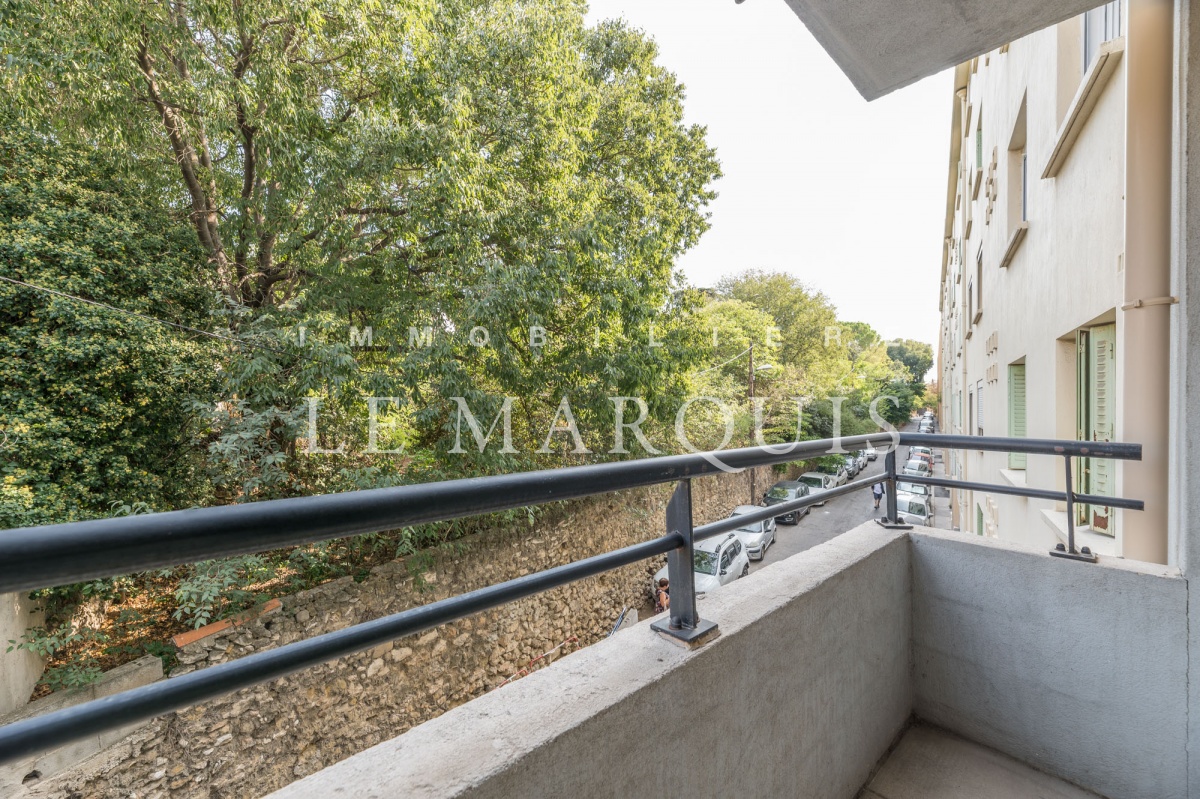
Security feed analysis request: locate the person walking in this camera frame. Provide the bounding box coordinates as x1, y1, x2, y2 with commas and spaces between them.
872, 481, 885, 510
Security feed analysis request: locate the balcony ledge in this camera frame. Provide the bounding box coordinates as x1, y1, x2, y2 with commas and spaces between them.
267, 523, 1188, 799
1041, 38, 1125, 179
1039, 508, 1128, 561
999, 468, 1027, 487
998, 222, 1028, 269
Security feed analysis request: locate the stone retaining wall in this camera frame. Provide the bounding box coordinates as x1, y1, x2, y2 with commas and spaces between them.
22, 467, 778, 799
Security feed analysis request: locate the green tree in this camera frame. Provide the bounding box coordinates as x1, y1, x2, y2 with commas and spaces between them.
887, 339, 934, 391
3, 0, 721, 479
0, 121, 215, 528
714, 270, 840, 378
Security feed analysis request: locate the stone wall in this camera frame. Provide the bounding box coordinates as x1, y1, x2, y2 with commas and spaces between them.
22, 466, 778, 799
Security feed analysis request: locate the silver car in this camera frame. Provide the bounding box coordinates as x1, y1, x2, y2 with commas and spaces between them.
729, 505, 777, 561
895, 493, 934, 526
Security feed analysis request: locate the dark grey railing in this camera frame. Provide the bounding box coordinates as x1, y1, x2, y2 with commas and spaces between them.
0, 432, 1143, 766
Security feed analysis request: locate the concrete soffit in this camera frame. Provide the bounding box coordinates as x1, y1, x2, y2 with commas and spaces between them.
781, 0, 1115, 99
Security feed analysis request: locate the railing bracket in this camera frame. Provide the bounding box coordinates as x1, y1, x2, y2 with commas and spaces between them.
1051, 543, 1098, 563
651, 618, 721, 649
875, 517, 913, 530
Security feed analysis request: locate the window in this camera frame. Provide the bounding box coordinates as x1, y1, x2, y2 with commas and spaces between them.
976, 379, 984, 435
972, 246, 983, 323
1076, 324, 1116, 533
1021, 153, 1028, 220
1007, 95, 1028, 233
969, 388, 975, 436
1008, 364, 1027, 468
1084, 1, 1122, 70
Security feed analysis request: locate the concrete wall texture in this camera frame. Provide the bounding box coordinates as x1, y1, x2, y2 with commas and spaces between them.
264, 524, 1191, 799
0, 592, 44, 717
268, 524, 914, 799
911, 530, 1189, 799
16, 467, 777, 799
0, 656, 163, 795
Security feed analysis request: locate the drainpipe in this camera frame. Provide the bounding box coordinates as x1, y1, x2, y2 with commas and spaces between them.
1123, 0, 1173, 563
956, 84, 969, 531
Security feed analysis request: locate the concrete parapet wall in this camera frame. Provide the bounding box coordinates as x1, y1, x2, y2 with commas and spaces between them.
22, 467, 778, 799
266, 524, 913, 799
0, 592, 44, 716
910, 528, 1188, 799
1, 656, 162, 795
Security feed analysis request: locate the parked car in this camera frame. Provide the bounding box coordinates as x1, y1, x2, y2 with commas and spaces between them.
918, 420, 935, 433
894, 493, 934, 526
797, 472, 838, 505
851, 450, 869, 473
909, 452, 934, 469
908, 445, 933, 460
901, 458, 932, 478
762, 481, 811, 525
896, 480, 931, 497
728, 505, 777, 560
817, 461, 849, 486
653, 532, 749, 592
839, 453, 860, 478
864, 445, 879, 461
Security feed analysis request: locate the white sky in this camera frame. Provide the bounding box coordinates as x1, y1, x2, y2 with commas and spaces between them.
585, 0, 953, 355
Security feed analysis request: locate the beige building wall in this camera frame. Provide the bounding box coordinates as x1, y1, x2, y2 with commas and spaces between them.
938, 1, 1171, 563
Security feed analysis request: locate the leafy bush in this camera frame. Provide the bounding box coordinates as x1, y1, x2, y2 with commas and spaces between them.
0, 119, 216, 529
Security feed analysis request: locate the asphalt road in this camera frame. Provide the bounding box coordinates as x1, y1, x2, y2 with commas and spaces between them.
748, 456, 889, 575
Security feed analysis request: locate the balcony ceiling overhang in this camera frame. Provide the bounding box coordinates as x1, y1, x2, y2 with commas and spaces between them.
781, 0, 1111, 99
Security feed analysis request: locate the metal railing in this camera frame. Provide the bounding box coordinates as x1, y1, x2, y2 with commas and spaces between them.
0, 432, 1143, 766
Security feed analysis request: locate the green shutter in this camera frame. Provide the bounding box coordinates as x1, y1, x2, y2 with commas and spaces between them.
1088, 324, 1115, 533
1008, 364, 1027, 469
1075, 330, 1091, 527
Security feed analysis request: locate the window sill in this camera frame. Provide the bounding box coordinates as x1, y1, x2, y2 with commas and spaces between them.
999, 468, 1026, 487
999, 221, 1028, 269
1039, 509, 1120, 557
1042, 38, 1125, 179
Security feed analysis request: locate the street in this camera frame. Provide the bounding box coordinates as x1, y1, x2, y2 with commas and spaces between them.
747, 420, 955, 574
748, 456, 888, 574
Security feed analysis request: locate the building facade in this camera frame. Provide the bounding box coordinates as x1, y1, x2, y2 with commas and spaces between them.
938, 0, 1171, 563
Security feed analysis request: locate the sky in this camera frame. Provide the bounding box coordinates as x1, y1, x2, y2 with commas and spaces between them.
585, 0, 953, 356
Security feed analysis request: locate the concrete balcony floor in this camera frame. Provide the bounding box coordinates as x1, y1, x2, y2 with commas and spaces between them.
864, 724, 1101, 799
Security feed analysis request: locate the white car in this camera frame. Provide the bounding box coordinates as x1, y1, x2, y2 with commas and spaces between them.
819, 463, 849, 486
864, 445, 879, 461
894, 493, 934, 526
853, 451, 869, 473
653, 533, 749, 594
728, 505, 777, 561
896, 480, 931, 497
797, 472, 838, 505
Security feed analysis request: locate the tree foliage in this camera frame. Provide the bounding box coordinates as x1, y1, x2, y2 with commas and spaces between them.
887, 338, 934, 391
0, 120, 215, 528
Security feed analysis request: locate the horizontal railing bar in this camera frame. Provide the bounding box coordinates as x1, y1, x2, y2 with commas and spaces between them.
0, 433, 1144, 595
0, 532, 683, 767
898, 474, 1146, 511
0, 433, 897, 595
0, 430, 1149, 768
693, 476, 881, 542
897, 433, 1142, 460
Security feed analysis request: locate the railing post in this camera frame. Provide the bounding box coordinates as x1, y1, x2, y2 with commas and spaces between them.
878, 448, 911, 530
1051, 455, 1097, 562
651, 480, 720, 647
